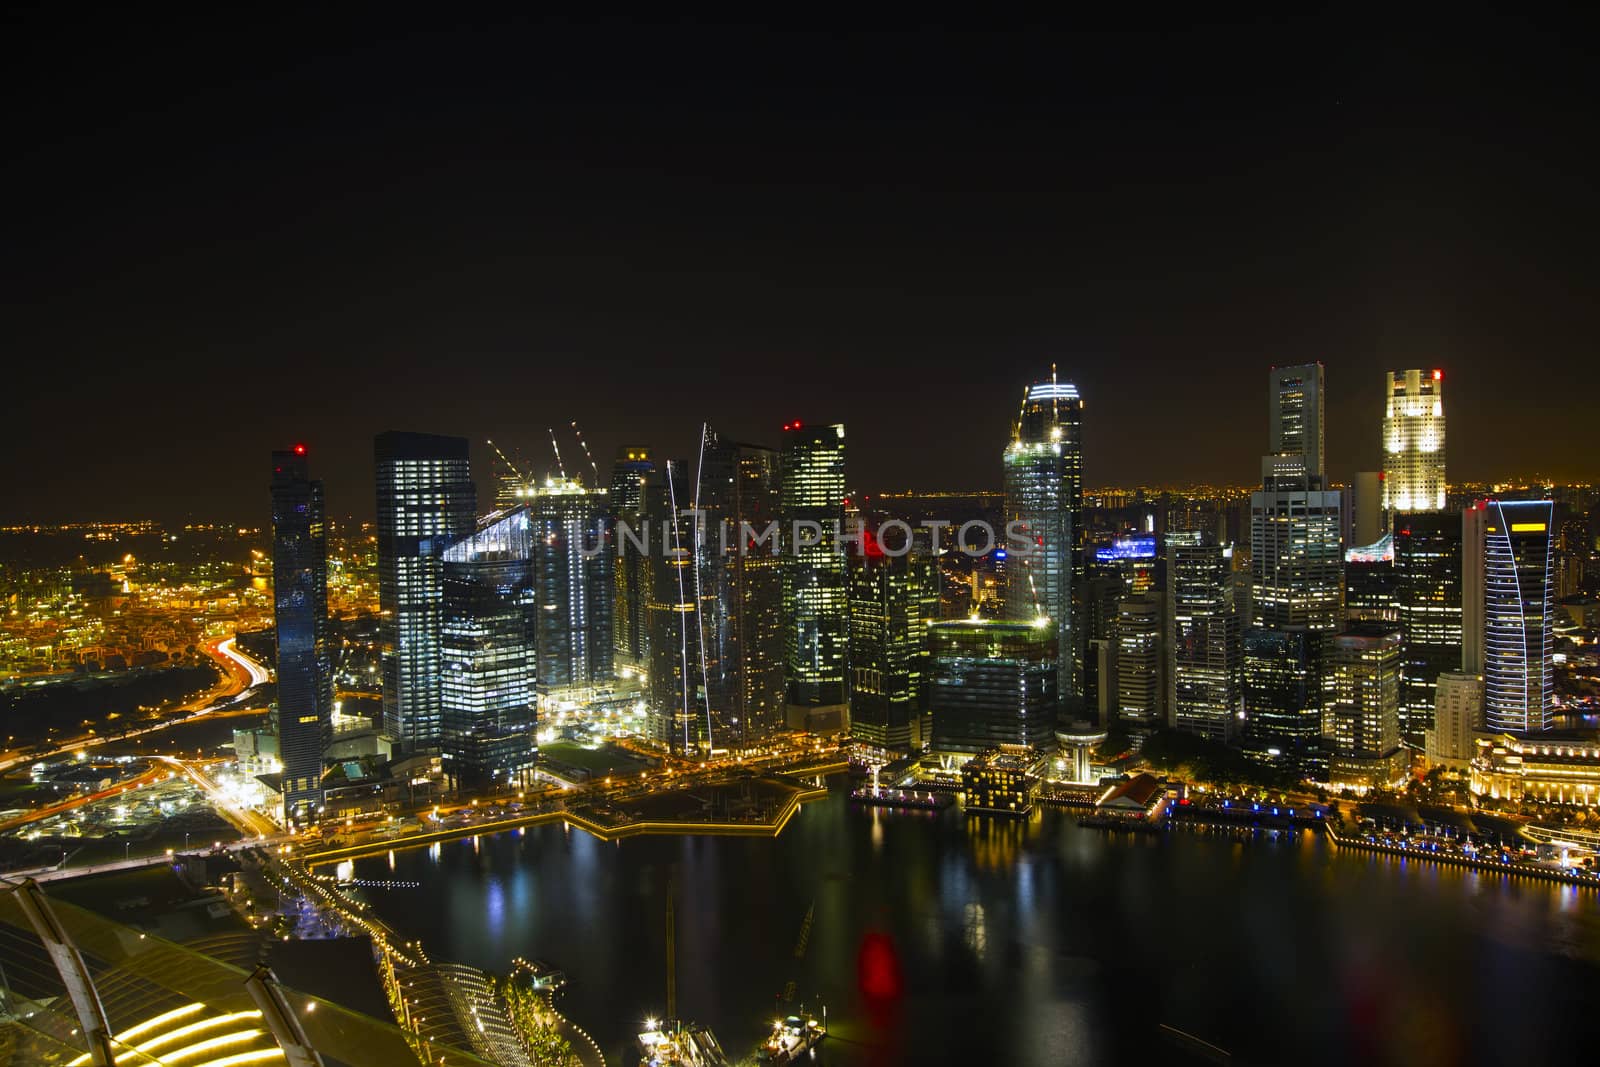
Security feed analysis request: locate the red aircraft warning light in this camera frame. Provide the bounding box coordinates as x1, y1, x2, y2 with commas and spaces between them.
293, 443, 307, 455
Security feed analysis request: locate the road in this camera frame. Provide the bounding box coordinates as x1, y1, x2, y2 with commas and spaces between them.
0, 635, 270, 774
0, 764, 168, 833
154, 754, 281, 839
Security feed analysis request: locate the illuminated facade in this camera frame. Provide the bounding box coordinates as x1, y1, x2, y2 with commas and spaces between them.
698, 427, 786, 745
644, 461, 715, 754
1393, 512, 1463, 746
375, 431, 477, 752
1478, 499, 1556, 734
1382, 368, 1447, 513
527, 479, 613, 711
1114, 593, 1164, 732
1322, 623, 1406, 789
610, 447, 654, 670
440, 508, 537, 790
1473, 733, 1600, 807
929, 619, 1059, 753
1242, 626, 1322, 760
1424, 671, 1483, 769
1167, 538, 1240, 742
1264, 363, 1324, 482
781, 423, 848, 723
1003, 378, 1082, 701
270, 446, 332, 824
848, 548, 939, 751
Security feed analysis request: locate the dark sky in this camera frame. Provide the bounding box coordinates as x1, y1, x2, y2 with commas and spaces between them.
4, 12, 1596, 524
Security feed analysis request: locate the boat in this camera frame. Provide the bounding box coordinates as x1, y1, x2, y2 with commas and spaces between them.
762, 1009, 825, 1063
849, 787, 954, 810
638, 1019, 729, 1067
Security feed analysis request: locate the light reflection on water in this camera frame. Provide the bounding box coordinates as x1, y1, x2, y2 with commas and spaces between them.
352, 782, 1600, 1066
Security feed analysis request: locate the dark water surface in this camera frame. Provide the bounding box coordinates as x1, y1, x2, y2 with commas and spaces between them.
350, 783, 1600, 1066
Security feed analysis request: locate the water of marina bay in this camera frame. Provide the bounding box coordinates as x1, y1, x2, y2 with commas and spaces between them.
348, 780, 1600, 1066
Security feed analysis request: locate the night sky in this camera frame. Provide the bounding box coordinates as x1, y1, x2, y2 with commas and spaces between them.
5, 13, 1596, 524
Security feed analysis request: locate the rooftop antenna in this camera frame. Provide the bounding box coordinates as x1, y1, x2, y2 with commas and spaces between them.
570, 420, 602, 487
547, 428, 567, 482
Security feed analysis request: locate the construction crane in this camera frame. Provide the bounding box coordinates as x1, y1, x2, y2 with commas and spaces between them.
569, 420, 602, 486
487, 438, 533, 507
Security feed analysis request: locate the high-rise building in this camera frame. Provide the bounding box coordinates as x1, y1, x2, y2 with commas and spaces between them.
697, 427, 787, 745
1477, 499, 1556, 734
1323, 623, 1406, 789
1114, 593, 1164, 733
1250, 485, 1343, 631
439, 509, 537, 791
1348, 471, 1384, 548
375, 432, 477, 752
1424, 671, 1483, 770
1393, 512, 1463, 746
929, 619, 1059, 753
1265, 363, 1325, 482
1003, 378, 1082, 703
780, 422, 848, 730
1382, 369, 1447, 513
1242, 626, 1322, 762
848, 545, 939, 751
644, 461, 714, 754
270, 446, 332, 825
1167, 538, 1240, 742
1343, 536, 1397, 624
610, 447, 655, 671
526, 479, 613, 713
1251, 364, 1342, 632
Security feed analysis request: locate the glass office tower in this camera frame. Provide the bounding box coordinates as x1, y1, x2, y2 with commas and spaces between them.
526, 479, 613, 713
781, 423, 848, 722
929, 619, 1059, 753
697, 426, 786, 746
440, 509, 537, 790
1479, 499, 1556, 734
270, 446, 332, 825
848, 547, 940, 751
1393, 513, 1463, 746
1004, 378, 1082, 702
375, 431, 477, 752
610, 447, 654, 671
1167, 538, 1241, 742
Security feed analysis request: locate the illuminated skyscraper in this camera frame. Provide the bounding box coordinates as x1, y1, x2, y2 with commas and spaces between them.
1322, 623, 1406, 789
1265, 363, 1324, 482
1382, 369, 1447, 513
1114, 593, 1164, 733
1476, 499, 1556, 734
697, 427, 786, 745
1167, 537, 1240, 742
525, 479, 613, 713
644, 461, 714, 754
1250, 364, 1342, 633
1004, 377, 1082, 703
1393, 513, 1463, 746
848, 545, 939, 751
929, 619, 1059, 753
1242, 626, 1322, 758
375, 432, 477, 752
270, 446, 332, 825
440, 509, 537, 790
781, 422, 848, 730
610, 447, 654, 670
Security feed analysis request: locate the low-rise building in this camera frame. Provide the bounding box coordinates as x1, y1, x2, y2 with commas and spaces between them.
961, 746, 1042, 816
1472, 733, 1600, 807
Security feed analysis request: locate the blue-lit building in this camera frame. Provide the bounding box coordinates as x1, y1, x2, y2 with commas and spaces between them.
526, 479, 614, 713
270, 446, 332, 825
1470, 499, 1556, 734
1004, 378, 1082, 704
439, 509, 538, 790
375, 432, 477, 753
